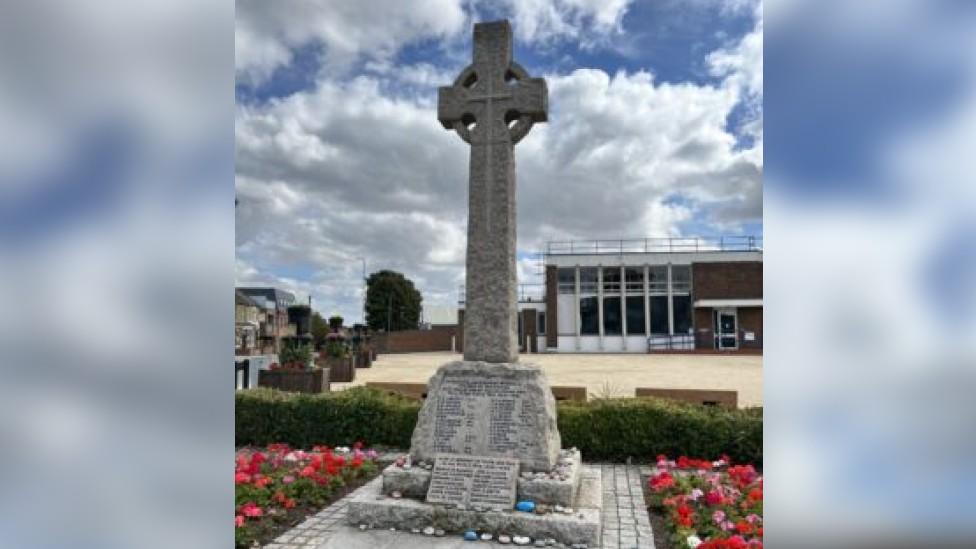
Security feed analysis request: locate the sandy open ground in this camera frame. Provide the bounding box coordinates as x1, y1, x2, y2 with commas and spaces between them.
334, 351, 762, 408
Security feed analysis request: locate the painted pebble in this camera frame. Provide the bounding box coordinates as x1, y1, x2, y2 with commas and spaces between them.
515, 501, 535, 513
463, 530, 478, 541
498, 535, 512, 544
513, 536, 531, 546
423, 526, 435, 536
481, 533, 493, 541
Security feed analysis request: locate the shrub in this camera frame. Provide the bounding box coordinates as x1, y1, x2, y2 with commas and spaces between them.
559, 399, 762, 467
235, 388, 762, 466
236, 387, 419, 449
278, 340, 312, 368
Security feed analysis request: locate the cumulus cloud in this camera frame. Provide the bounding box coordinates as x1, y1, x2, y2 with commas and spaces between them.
235, 2, 763, 321
235, 0, 467, 84
498, 0, 634, 48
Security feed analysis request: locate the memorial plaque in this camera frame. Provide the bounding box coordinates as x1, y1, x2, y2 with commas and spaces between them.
410, 361, 561, 471
426, 453, 519, 509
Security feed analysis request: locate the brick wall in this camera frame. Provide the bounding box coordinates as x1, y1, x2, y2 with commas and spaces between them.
545, 265, 558, 348
692, 261, 762, 300
737, 306, 763, 349
523, 307, 538, 353
456, 309, 464, 353
372, 325, 458, 353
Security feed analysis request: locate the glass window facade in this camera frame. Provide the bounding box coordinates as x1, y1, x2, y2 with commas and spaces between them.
650, 295, 669, 334
626, 296, 646, 335
649, 266, 668, 292
603, 296, 622, 335
602, 267, 621, 293
557, 268, 576, 293
579, 267, 598, 294
580, 296, 599, 335
672, 265, 691, 292
673, 294, 692, 334
625, 267, 644, 293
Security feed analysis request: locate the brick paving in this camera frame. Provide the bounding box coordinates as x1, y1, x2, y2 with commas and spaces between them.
263, 456, 655, 549
600, 464, 654, 549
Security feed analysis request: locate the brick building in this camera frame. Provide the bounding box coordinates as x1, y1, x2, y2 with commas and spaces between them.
237, 287, 297, 354
457, 237, 762, 353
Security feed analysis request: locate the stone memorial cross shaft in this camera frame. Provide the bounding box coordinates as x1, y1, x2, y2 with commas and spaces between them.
439, 21, 548, 363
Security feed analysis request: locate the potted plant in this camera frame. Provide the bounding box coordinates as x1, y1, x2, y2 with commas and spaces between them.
319, 332, 355, 382
350, 324, 373, 368
257, 339, 329, 393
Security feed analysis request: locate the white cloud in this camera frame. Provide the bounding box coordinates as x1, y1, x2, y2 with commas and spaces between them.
500, 0, 634, 48
235, 3, 763, 321
235, 0, 468, 84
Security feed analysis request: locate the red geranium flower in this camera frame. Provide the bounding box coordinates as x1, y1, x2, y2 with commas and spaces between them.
239, 502, 263, 517
649, 471, 676, 492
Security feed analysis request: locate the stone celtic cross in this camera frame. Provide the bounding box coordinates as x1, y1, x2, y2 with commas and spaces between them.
438, 20, 548, 363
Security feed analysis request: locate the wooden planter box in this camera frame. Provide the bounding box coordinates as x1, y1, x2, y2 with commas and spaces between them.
322, 356, 355, 382
356, 347, 372, 368
257, 368, 329, 393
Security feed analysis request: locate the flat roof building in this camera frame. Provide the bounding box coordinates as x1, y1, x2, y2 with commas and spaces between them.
458, 236, 762, 353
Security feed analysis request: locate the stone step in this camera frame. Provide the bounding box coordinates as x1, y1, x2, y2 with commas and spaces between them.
349, 466, 603, 548
382, 449, 583, 507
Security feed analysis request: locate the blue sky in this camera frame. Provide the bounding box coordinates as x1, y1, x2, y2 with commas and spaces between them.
235, 0, 763, 320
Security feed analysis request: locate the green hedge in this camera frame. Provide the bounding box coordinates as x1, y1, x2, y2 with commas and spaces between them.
235, 387, 419, 449
236, 387, 762, 466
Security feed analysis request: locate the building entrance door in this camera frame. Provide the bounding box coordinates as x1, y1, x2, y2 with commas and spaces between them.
713, 308, 738, 350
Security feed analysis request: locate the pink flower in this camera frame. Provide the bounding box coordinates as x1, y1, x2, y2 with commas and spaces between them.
722, 520, 735, 531
366, 449, 378, 459
282, 475, 295, 485
712, 510, 726, 524
746, 513, 761, 524
240, 502, 263, 517
689, 489, 704, 501
235, 515, 245, 528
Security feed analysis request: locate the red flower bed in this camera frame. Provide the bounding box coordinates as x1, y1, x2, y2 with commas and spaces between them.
647, 455, 763, 549
235, 442, 379, 548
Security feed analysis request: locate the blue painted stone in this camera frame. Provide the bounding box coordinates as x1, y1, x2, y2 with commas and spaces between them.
515, 500, 536, 513
463, 530, 478, 541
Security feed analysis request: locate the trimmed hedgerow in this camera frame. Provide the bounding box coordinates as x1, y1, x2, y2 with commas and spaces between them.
558, 398, 762, 467
235, 387, 762, 466
235, 387, 419, 449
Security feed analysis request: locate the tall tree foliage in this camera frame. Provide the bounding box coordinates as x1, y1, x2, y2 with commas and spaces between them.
365, 270, 422, 331
310, 311, 329, 349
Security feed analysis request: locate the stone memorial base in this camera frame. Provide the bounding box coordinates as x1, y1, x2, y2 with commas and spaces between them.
382, 449, 582, 507
347, 465, 603, 547
353, 359, 602, 547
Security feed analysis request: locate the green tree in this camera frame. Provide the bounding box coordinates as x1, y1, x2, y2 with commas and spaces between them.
310, 311, 329, 349
365, 270, 422, 331
328, 315, 344, 332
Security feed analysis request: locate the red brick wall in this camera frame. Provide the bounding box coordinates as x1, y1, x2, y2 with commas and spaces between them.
692, 261, 762, 300
456, 309, 464, 352
372, 325, 458, 353
737, 307, 763, 349
523, 308, 538, 352
545, 265, 558, 348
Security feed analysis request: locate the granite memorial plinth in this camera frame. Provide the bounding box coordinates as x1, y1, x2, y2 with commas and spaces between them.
409, 361, 561, 471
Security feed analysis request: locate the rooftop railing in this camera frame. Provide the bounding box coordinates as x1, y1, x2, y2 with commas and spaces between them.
458, 283, 545, 304
545, 236, 762, 255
